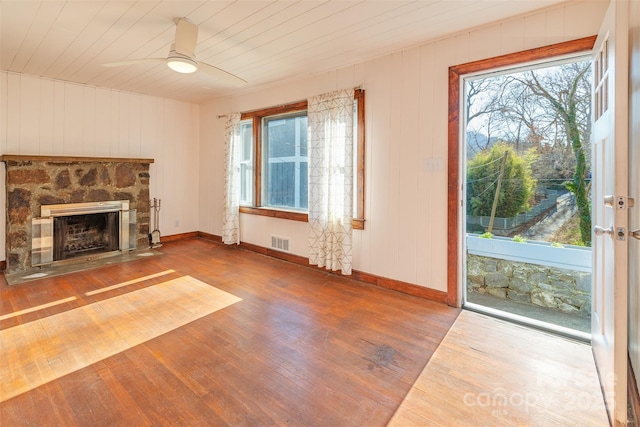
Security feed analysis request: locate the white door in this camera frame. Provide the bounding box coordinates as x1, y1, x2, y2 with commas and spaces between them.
629, 0, 640, 420
591, 1, 629, 424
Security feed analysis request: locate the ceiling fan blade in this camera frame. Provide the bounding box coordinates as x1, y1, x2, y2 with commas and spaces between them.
174, 18, 198, 57
101, 58, 165, 68
198, 62, 247, 86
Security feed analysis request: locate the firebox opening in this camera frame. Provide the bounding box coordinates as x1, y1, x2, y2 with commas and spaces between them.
53, 212, 120, 261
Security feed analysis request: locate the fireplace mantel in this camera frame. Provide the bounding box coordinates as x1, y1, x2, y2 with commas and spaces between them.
1, 155, 154, 164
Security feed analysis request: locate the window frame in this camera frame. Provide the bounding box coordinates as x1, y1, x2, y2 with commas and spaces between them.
238, 89, 366, 229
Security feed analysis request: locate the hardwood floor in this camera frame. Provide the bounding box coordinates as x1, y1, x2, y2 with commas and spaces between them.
0, 239, 610, 426
2, 274, 241, 402
1, 238, 459, 426
389, 311, 609, 426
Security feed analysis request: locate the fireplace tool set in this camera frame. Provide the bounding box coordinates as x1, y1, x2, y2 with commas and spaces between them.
149, 198, 162, 248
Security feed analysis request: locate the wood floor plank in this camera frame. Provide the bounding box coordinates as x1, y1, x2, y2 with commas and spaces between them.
93, 364, 154, 426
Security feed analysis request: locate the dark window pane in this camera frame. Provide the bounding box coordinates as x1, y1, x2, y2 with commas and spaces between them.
265, 117, 296, 157
268, 162, 295, 207
299, 162, 308, 209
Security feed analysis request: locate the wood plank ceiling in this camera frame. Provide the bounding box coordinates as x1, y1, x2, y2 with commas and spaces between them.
1, 0, 567, 103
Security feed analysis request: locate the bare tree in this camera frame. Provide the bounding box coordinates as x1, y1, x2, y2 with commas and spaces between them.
517, 62, 592, 245
466, 78, 509, 156
465, 60, 592, 245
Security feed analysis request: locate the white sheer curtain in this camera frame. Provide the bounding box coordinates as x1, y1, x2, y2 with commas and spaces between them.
308, 89, 354, 275
222, 113, 242, 245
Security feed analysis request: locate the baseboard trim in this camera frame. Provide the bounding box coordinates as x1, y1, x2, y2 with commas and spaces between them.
196, 231, 222, 243
195, 232, 448, 304
351, 270, 448, 304
629, 355, 639, 426
161, 232, 199, 243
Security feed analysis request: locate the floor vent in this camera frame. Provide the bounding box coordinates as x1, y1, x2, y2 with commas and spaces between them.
271, 235, 290, 252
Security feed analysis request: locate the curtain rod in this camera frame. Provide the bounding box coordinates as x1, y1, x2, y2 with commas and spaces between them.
217, 85, 363, 119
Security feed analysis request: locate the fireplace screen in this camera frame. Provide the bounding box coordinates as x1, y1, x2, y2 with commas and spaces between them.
31, 200, 136, 267
53, 212, 119, 261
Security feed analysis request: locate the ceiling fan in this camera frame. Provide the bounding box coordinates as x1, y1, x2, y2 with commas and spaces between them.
102, 18, 246, 86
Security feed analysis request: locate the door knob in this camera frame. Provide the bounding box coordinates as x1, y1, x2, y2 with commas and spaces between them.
594, 225, 614, 236
632, 229, 640, 240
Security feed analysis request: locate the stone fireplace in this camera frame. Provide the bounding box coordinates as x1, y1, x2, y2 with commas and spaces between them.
2, 155, 154, 276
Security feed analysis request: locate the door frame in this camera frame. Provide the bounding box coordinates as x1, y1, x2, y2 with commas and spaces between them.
446, 36, 597, 308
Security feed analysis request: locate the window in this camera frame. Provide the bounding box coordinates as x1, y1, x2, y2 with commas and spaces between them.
239, 121, 253, 205
239, 90, 365, 229
263, 111, 308, 210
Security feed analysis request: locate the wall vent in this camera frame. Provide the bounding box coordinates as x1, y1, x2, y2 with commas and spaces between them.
271, 235, 290, 252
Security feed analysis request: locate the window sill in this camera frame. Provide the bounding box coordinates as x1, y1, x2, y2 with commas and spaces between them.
239, 206, 365, 230
239, 206, 308, 222
352, 218, 365, 230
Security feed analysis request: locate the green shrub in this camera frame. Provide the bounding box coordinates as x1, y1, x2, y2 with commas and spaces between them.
467, 142, 537, 218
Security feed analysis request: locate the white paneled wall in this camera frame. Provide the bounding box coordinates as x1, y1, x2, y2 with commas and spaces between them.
199, 1, 606, 292
0, 1, 606, 286
0, 72, 200, 261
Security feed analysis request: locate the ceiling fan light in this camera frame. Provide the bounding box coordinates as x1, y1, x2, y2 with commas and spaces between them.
167, 56, 198, 73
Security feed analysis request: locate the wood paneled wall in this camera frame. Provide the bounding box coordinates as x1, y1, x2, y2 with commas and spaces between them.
0, 1, 607, 290
198, 1, 607, 294
0, 73, 201, 263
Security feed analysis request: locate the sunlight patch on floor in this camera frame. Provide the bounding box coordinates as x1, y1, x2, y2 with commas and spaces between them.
388, 310, 609, 426
85, 269, 175, 295
0, 297, 78, 321
0, 275, 241, 402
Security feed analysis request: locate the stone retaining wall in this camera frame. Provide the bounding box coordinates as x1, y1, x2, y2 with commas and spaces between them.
3, 157, 152, 275
467, 253, 591, 316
